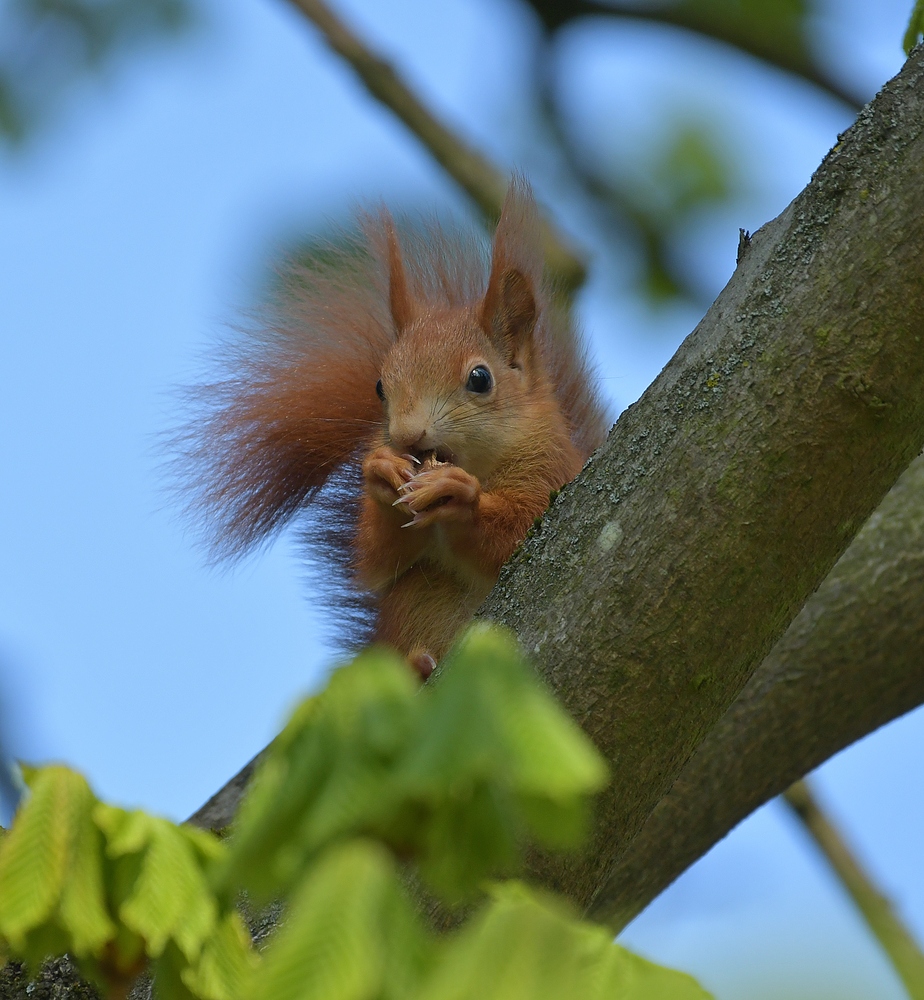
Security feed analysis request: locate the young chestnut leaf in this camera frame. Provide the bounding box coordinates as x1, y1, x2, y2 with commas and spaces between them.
0, 766, 252, 1000
0, 766, 113, 965
216, 647, 420, 903
415, 881, 714, 1000
222, 625, 609, 906
248, 840, 431, 1000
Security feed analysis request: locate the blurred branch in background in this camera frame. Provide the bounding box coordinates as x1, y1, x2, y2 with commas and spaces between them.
284, 0, 589, 297
783, 779, 924, 1000
521, 0, 867, 110
535, 45, 737, 307
523, 0, 842, 308
0, 0, 191, 145
0, 0, 880, 312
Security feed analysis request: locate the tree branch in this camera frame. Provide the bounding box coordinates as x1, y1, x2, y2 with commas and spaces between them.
783, 779, 924, 1000
520, 0, 867, 110
479, 47, 924, 910
589, 449, 924, 927
282, 0, 587, 294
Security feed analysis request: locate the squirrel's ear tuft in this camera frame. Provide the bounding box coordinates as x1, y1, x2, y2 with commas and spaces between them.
385, 217, 416, 335
481, 177, 542, 361
481, 266, 537, 360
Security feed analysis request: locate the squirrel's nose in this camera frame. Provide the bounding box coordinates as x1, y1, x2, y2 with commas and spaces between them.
390, 424, 436, 454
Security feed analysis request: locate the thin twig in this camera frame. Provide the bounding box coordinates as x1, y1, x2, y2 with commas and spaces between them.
783, 779, 924, 1000
521, 0, 865, 111
283, 0, 586, 295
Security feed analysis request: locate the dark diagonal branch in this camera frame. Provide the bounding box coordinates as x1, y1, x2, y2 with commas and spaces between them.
283, 0, 587, 294
521, 0, 866, 110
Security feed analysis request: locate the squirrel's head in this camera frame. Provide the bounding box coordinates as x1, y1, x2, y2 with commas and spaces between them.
375, 194, 550, 482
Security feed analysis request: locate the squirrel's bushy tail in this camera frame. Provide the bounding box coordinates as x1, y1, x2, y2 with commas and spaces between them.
172, 229, 393, 563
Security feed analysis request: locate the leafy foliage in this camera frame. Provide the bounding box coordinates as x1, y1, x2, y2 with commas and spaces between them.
249, 840, 432, 1000
0, 766, 252, 999
416, 882, 711, 1000
219, 625, 609, 905
0, 626, 713, 999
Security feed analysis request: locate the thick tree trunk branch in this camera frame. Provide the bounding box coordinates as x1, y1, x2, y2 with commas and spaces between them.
479, 48, 924, 912
590, 449, 924, 928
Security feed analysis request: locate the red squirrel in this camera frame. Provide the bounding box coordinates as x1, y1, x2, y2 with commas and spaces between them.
180, 179, 609, 678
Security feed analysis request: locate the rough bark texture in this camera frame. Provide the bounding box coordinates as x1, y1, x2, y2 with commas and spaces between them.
0, 960, 100, 1000
591, 450, 924, 927
479, 46, 924, 911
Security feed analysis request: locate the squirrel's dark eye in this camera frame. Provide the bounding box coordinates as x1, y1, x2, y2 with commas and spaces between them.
375, 379, 385, 402
466, 365, 493, 394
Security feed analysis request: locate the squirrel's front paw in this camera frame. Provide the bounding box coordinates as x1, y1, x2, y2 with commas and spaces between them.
362, 446, 419, 506
395, 465, 480, 528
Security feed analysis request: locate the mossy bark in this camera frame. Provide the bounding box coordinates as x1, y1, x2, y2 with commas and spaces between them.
480, 45, 924, 912
591, 451, 924, 927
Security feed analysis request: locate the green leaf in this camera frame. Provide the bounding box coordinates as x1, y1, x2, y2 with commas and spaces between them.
224, 626, 607, 906
179, 912, 257, 1000
95, 805, 222, 961
905, 0, 924, 53
395, 625, 608, 897
57, 803, 115, 957
416, 782, 520, 903
593, 941, 714, 1000
220, 648, 419, 902
154, 940, 205, 1000
0, 766, 113, 958
478, 633, 609, 805
250, 840, 431, 1000
417, 882, 712, 1000
0, 766, 248, 1000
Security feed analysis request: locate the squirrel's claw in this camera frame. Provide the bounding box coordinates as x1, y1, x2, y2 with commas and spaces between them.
394, 465, 480, 529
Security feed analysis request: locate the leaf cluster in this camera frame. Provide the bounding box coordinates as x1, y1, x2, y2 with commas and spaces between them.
0, 765, 253, 1000
221, 626, 608, 905
0, 625, 713, 999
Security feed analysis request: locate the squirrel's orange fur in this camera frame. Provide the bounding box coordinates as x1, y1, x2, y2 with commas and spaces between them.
178, 179, 609, 674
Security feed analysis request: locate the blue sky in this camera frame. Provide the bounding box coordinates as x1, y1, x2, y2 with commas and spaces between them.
0, 0, 920, 996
